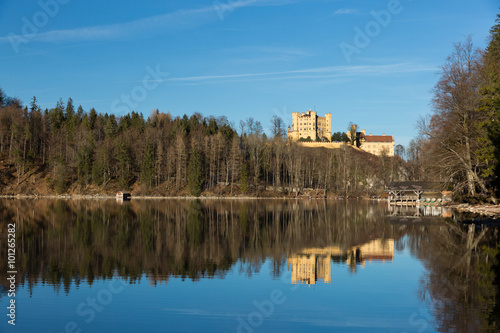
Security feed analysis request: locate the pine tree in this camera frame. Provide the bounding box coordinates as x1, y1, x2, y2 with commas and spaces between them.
65, 98, 75, 123
53, 157, 67, 194
76, 105, 84, 122
141, 141, 156, 188
481, 14, 500, 197
92, 158, 104, 185
51, 99, 65, 131
89, 108, 97, 130
76, 145, 93, 186
105, 114, 118, 138
188, 147, 204, 196
116, 142, 132, 189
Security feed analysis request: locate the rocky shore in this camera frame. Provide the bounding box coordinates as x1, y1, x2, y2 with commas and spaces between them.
445, 203, 500, 218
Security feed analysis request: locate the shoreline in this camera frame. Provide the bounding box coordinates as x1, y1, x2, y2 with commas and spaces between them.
1, 194, 499, 217
0, 194, 308, 200
443, 202, 500, 218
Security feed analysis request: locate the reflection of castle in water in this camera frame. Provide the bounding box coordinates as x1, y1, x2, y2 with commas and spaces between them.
287, 239, 394, 285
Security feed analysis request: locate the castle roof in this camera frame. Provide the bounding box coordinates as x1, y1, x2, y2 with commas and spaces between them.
388, 181, 443, 191
363, 135, 394, 142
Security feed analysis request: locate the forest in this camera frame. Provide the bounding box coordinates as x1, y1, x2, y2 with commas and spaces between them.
0, 16, 499, 200
0, 89, 406, 197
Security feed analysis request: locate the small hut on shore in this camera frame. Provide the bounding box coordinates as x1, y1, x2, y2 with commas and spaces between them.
116, 191, 131, 200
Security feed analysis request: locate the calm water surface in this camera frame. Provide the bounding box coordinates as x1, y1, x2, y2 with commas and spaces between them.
0, 199, 498, 333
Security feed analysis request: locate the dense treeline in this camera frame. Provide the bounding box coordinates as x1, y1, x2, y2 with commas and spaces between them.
410, 16, 500, 202
2, 18, 500, 200
0, 90, 403, 196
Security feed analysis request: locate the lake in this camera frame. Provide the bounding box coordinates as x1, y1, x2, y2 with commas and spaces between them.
0, 199, 498, 332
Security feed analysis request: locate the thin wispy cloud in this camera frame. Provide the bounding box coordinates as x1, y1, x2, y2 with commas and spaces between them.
0, 0, 298, 43
151, 63, 437, 84
218, 45, 312, 57
244, 46, 311, 57
0, 42, 104, 60
220, 45, 313, 64
333, 8, 358, 15
318, 7, 359, 21
1, 6, 214, 43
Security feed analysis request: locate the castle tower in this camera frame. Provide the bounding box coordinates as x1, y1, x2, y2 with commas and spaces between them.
287, 109, 332, 142
325, 113, 332, 141
288, 112, 300, 141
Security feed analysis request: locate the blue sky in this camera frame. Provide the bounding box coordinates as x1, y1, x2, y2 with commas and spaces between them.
0, 0, 497, 146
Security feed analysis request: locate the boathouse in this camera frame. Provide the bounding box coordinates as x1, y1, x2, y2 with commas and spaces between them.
387, 182, 444, 205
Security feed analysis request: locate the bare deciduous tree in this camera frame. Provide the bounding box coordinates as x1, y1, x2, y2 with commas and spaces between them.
419, 37, 492, 197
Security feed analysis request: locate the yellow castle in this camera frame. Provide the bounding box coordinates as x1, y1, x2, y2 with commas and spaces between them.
287, 110, 332, 142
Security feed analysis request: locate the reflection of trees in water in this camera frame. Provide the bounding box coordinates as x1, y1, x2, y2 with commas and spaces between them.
187, 200, 203, 247
0, 284, 7, 301
395, 221, 500, 332
0, 199, 499, 331
0, 199, 393, 288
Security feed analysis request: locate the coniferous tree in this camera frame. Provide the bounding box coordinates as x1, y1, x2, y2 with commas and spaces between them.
88, 108, 97, 130
76, 145, 93, 186
105, 114, 118, 138
92, 144, 110, 186
92, 158, 105, 186
188, 147, 204, 196
481, 13, 500, 197
53, 157, 67, 194
141, 141, 156, 188
116, 142, 132, 189
331, 131, 349, 142
66, 98, 75, 123
76, 105, 84, 121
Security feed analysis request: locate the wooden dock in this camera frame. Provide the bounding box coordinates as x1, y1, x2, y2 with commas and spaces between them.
387, 181, 445, 206
389, 196, 419, 206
